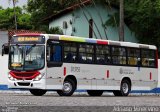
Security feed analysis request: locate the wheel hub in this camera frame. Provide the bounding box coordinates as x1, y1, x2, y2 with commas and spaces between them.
63, 82, 72, 93
122, 83, 129, 94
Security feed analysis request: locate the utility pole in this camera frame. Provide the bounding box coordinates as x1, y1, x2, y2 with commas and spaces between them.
13, 0, 17, 30
119, 0, 124, 41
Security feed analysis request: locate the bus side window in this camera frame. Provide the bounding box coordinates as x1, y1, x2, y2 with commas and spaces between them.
127, 48, 140, 66
47, 45, 62, 62
141, 49, 155, 67
63, 42, 77, 63
65, 52, 73, 61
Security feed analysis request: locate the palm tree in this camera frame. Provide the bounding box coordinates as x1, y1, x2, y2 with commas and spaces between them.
9, 0, 18, 30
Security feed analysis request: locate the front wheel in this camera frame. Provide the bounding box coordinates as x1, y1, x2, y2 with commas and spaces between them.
57, 78, 76, 96
29, 89, 47, 96
113, 79, 131, 96
87, 90, 103, 96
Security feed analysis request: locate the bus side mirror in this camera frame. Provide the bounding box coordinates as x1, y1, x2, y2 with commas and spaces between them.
1, 50, 4, 56
1, 44, 9, 56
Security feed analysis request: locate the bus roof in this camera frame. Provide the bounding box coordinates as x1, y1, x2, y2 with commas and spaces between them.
47, 34, 156, 50
14, 34, 157, 50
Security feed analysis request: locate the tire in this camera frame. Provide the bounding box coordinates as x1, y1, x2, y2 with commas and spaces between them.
113, 79, 131, 96
29, 89, 47, 96
57, 78, 76, 96
87, 90, 103, 96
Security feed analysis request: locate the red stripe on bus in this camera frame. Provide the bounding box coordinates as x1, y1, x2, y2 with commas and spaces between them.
107, 70, 109, 78
150, 72, 152, 80
97, 40, 108, 45
9, 71, 40, 80
64, 67, 66, 76
16, 33, 41, 36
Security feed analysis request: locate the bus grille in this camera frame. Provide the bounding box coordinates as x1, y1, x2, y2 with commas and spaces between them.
17, 82, 30, 86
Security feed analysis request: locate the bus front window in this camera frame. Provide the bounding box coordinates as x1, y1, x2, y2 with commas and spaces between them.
9, 45, 45, 71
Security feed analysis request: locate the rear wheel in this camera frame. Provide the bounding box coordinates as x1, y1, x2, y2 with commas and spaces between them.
57, 78, 76, 96
87, 90, 103, 96
113, 79, 131, 96
29, 89, 47, 96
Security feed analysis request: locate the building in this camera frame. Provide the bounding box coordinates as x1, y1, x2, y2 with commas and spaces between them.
44, 0, 137, 42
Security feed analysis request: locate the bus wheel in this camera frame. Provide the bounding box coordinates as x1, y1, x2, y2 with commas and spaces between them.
29, 89, 47, 96
87, 90, 103, 96
113, 79, 131, 96
57, 78, 76, 96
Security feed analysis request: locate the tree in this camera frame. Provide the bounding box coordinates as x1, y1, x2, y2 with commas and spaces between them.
104, 0, 160, 48
124, 0, 160, 48
9, 0, 19, 30
27, 0, 77, 31
0, 7, 32, 30
47, 27, 63, 34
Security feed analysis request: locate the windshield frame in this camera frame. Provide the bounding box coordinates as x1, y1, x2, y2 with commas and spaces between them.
8, 44, 45, 71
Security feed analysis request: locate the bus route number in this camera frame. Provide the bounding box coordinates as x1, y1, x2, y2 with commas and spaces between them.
71, 66, 80, 72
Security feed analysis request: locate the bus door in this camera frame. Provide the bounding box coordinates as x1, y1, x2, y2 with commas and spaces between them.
46, 41, 63, 89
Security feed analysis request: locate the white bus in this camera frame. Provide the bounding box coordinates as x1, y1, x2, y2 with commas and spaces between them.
7, 33, 158, 96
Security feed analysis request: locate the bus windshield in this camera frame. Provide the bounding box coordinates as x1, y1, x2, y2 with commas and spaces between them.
9, 45, 45, 71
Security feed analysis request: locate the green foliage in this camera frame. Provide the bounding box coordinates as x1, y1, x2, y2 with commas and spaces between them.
105, 12, 119, 27
104, 0, 160, 48
18, 13, 32, 29
124, 0, 160, 47
47, 27, 63, 34
27, 0, 77, 30
1, 0, 160, 49
0, 7, 32, 30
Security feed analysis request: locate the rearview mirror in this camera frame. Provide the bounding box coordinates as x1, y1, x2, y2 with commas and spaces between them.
1, 48, 4, 56
1, 44, 9, 56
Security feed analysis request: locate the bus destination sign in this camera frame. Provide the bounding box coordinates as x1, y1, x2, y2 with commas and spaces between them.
18, 37, 39, 42
11, 36, 45, 44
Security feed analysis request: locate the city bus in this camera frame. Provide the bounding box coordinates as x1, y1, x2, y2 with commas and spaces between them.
7, 33, 158, 96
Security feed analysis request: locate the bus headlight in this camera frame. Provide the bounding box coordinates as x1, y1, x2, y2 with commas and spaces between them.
33, 73, 45, 81
8, 74, 17, 81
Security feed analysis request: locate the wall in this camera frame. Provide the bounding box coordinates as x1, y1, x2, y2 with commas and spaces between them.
0, 31, 8, 86
0, 55, 8, 85
72, 4, 137, 42
49, 13, 73, 35
49, 4, 137, 42
0, 31, 8, 54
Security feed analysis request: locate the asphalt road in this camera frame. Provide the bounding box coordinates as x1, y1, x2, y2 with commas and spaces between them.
0, 92, 160, 112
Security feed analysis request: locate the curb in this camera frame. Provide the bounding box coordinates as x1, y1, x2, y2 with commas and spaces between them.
1, 85, 160, 95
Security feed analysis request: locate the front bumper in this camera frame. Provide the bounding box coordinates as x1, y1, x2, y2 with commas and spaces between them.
8, 78, 46, 90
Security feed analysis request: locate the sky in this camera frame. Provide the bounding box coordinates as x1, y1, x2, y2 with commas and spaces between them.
0, 0, 28, 9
